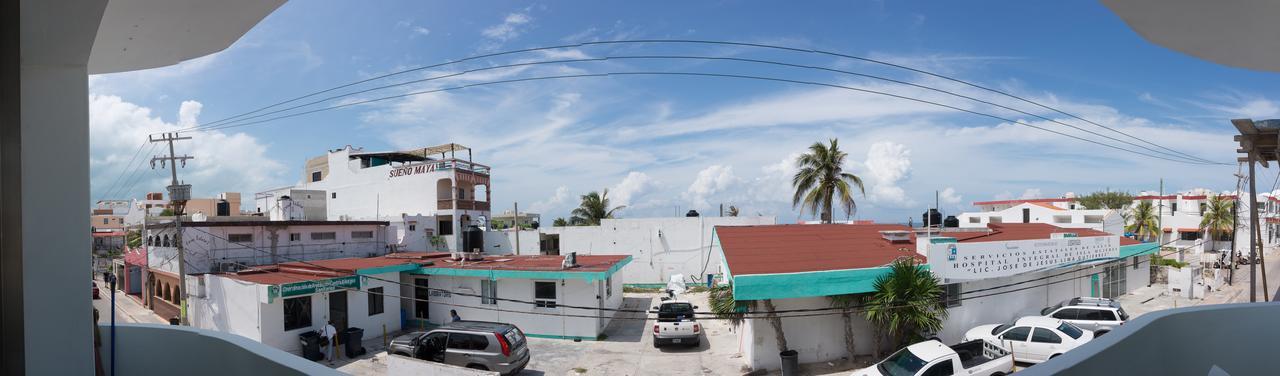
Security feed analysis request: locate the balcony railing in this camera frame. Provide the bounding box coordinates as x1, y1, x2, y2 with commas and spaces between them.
96, 323, 341, 375
437, 199, 491, 211
1022, 302, 1280, 375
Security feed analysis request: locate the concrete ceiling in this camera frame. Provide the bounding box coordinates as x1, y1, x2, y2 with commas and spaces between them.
88, 0, 285, 74
1103, 0, 1280, 72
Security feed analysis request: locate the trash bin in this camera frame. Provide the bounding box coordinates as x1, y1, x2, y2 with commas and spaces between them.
299, 331, 324, 361
168, 317, 179, 325
780, 350, 799, 376
344, 327, 367, 358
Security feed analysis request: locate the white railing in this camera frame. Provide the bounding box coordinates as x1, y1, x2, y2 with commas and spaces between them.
96, 323, 341, 375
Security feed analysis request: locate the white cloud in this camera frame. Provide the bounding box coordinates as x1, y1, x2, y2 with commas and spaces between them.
940, 187, 962, 205
862, 141, 914, 207
684, 165, 738, 209
89, 95, 286, 208
1019, 188, 1043, 199
611, 171, 656, 208
527, 185, 569, 214
482, 12, 532, 42
412, 26, 431, 37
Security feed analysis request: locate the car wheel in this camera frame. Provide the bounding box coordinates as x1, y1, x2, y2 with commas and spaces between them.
652, 339, 660, 348
1049, 354, 1061, 360
992, 373, 1006, 376
1095, 330, 1109, 337
466, 364, 489, 371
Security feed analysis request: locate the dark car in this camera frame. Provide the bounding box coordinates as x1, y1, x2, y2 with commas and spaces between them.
388, 321, 529, 375
92, 281, 100, 299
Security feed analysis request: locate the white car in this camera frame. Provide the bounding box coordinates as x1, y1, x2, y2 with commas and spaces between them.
962, 316, 1094, 364
850, 339, 1014, 376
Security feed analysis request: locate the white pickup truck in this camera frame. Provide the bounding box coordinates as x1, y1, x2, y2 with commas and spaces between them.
651, 300, 700, 347
850, 339, 1014, 376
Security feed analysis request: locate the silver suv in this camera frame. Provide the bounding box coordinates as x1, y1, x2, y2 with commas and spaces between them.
388, 321, 530, 375
1039, 297, 1129, 335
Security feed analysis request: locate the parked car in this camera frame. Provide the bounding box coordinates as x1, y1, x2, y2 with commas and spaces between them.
850, 339, 1014, 376
962, 316, 1094, 364
387, 321, 529, 375
1039, 297, 1128, 335
652, 300, 700, 347
92, 281, 100, 300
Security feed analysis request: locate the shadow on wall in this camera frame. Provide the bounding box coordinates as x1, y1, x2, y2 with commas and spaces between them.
1022, 302, 1280, 375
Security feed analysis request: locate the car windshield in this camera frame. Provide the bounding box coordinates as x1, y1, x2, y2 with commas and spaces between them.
1058, 322, 1084, 339
877, 348, 928, 376
1117, 308, 1130, 321
660, 303, 694, 313
1041, 302, 1064, 316
992, 323, 1011, 335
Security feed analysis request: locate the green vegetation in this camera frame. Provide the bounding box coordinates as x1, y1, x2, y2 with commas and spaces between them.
708, 283, 749, 328
126, 229, 142, 248
1200, 195, 1235, 241
792, 138, 865, 223
1126, 201, 1160, 241
1152, 253, 1190, 268
552, 217, 568, 227
863, 257, 948, 355
827, 293, 861, 360
569, 189, 624, 226
1077, 190, 1134, 210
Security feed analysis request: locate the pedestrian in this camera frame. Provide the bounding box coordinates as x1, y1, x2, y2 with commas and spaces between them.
450, 309, 462, 322
321, 320, 338, 364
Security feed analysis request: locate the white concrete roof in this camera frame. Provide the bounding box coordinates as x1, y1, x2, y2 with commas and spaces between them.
1103, 0, 1280, 72
88, 0, 285, 74
1016, 315, 1064, 328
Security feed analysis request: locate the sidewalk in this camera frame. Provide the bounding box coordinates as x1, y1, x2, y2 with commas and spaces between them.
93, 276, 167, 325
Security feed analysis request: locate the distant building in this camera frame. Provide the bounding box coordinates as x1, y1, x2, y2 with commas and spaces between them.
957, 199, 1124, 234
490, 210, 540, 230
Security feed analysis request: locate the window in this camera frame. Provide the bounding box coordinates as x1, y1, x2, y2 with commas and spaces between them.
1031, 328, 1062, 344
1171, 202, 1178, 212
351, 231, 374, 239
481, 280, 497, 305
366, 287, 384, 316
1053, 215, 1072, 224
1057, 323, 1084, 339
989, 216, 1003, 224
534, 281, 557, 308
414, 279, 430, 319
1133, 256, 1140, 270
920, 361, 954, 376
968, 217, 980, 224
1051, 308, 1080, 320
1097, 310, 1118, 321
1000, 326, 1030, 341
311, 171, 322, 182
228, 233, 253, 243
446, 333, 489, 351
939, 283, 961, 308
438, 220, 453, 236
331, 192, 337, 199
283, 296, 312, 331
408, 222, 417, 232
1084, 215, 1104, 224
289, 233, 301, 241
311, 232, 336, 241
103, 218, 108, 224
1180, 231, 1200, 241
605, 276, 613, 298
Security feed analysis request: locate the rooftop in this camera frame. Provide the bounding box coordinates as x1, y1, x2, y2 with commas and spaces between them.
972, 197, 1075, 206
217, 252, 631, 285
149, 219, 390, 228
418, 252, 630, 273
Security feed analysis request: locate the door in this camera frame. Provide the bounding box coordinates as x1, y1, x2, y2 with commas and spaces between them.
418, 332, 448, 362
997, 326, 1032, 361
1080, 308, 1121, 330
329, 291, 348, 332
1022, 208, 1031, 223
597, 281, 607, 332
414, 278, 430, 320
444, 332, 490, 368
1029, 328, 1064, 362
1102, 264, 1127, 298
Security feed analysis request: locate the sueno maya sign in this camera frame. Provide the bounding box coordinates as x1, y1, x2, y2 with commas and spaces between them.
266, 275, 362, 303
927, 235, 1119, 280
388, 162, 447, 178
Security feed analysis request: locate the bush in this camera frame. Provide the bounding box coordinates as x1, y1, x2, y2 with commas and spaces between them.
1152, 254, 1189, 269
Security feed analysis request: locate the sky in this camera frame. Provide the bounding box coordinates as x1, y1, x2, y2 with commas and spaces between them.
88, 1, 1280, 224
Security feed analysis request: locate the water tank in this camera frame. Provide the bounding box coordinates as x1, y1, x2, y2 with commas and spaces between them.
462, 225, 484, 253
922, 209, 942, 227
216, 200, 230, 216
685, 210, 700, 217
943, 215, 959, 228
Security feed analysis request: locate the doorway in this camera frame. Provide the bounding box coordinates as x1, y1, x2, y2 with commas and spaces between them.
1022, 208, 1031, 223
329, 291, 348, 332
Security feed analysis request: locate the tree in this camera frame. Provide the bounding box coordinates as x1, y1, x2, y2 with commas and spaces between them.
792, 139, 864, 223
1077, 190, 1134, 210
159, 208, 175, 216
1200, 195, 1235, 249
552, 217, 568, 227
708, 283, 747, 328
827, 293, 860, 361
1127, 201, 1160, 242
570, 189, 625, 226
863, 257, 948, 353
727, 205, 740, 217
126, 229, 142, 248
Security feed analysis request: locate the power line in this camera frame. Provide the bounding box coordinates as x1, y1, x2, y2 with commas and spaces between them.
96, 141, 150, 203
183, 55, 1216, 165
182, 70, 1217, 165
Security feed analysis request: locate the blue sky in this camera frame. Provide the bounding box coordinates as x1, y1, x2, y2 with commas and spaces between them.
88, 1, 1280, 223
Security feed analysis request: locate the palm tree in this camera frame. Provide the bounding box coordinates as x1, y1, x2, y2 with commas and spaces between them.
1200, 195, 1235, 250
726, 205, 740, 217
1127, 200, 1160, 242
552, 217, 568, 227
863, 257, 948, 353
708, 283, 747, 328
827, 293, 860, 360
570, 189, 625, 226
793, 139, 865, 223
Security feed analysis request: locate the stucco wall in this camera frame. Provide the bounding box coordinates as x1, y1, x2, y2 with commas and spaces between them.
542, 216, 775, 284
191, 274, 263, 342
743, 297, 879, 372
147, 223, 388, 274
406, 274, 618, 339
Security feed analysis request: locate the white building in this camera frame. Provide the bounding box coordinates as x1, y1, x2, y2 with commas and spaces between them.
145, 219, 391, 275
256, 144, 491, 252
531, 216, 776, 285
716, 223, 1156, 372
957, 198, 1124, 234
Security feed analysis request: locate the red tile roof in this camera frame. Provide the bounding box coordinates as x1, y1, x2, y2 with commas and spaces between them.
719, 223, 1135, 276
222, 268, 332, 285
718, 224, 924, 276
217, 252, 629, 285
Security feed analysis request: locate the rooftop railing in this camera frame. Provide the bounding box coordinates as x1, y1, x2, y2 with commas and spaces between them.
96, 323, 341, 376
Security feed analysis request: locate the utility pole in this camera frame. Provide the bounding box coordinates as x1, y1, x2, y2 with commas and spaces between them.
1249, 158, 1259, 302
513, 202, 520, 256
150, 133, 193, 324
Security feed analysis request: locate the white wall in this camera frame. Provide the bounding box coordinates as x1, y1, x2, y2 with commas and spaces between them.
405, 275, 619, 339
191, 274, 264, 341
542, 216, 775, 284
147, 223, 389, 274
743, 297, 880, 371
956, 204, 1117, 232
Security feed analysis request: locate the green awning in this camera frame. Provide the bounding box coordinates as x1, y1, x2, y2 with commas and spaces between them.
409, 256, 631, 282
